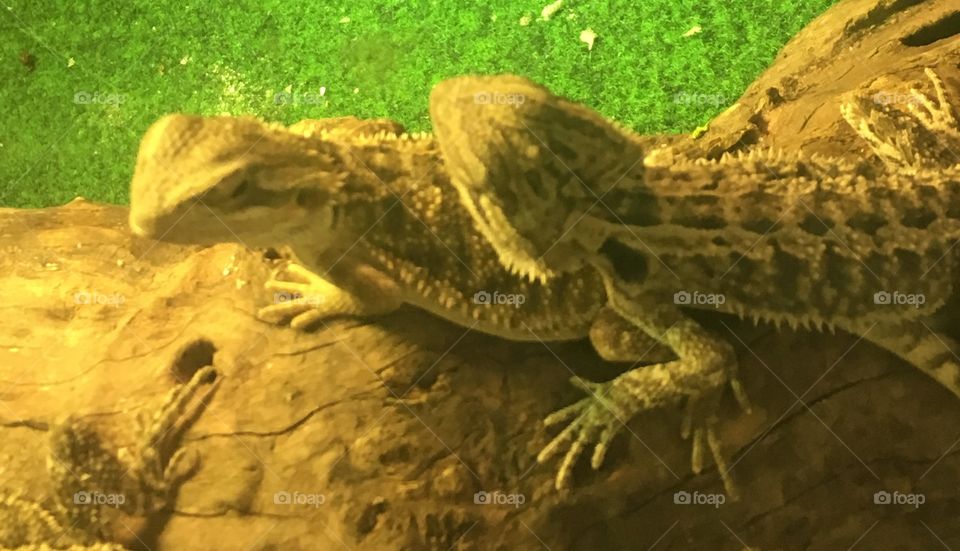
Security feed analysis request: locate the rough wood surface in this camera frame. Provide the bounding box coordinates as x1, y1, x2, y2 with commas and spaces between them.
1, 0, 959, 549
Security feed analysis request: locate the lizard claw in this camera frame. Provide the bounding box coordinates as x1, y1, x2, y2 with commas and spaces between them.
728, 375, 752, 414
537, 376, 630, 490
682, 391, 741, 501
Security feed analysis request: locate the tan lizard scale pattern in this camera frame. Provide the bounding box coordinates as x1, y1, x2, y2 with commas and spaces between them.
597, 159, 960, 325
428, 68, 960, 493
130, 115, 621, 341
129, 68, 960, 498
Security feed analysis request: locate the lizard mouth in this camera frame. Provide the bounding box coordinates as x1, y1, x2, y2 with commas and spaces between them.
458, 188, 556, 283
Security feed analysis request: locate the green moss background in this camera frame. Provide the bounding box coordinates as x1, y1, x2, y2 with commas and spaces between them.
1, 0, 835, 208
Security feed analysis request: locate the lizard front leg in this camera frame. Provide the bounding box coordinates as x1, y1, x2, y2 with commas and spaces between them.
254, 118, 410, 331
39, 365, 219, 548
589, 305, 745, 486
588, 306, 675, 364
540, 269, 748, 498
118, 365, 219, 516
258, 256, 404, 330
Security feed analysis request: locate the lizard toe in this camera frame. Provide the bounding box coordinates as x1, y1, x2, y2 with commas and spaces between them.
539, 377, 630, 489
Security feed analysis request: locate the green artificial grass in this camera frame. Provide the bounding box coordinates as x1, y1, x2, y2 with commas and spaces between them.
1, 0, 835, 208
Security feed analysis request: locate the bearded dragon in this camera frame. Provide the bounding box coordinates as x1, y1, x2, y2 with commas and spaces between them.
0, 365, 218, 550
428, 67, 960, 494
127, 115, 680, 488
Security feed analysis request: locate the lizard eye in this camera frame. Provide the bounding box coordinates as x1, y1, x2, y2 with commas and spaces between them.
231, 179, 250, 199
295, 189, 319, 208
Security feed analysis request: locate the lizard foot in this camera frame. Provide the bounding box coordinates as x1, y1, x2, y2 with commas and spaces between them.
840, 67, 959, 170
258, 262, 332, 330
536, 376, 629, 491
537, 370, 746, 498
907, 68, 959, 136
117, 365, 220, 514
118, 364, 219, 515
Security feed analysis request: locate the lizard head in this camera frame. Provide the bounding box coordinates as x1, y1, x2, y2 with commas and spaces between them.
429, 74, 642, 282
129, 114, 351, 250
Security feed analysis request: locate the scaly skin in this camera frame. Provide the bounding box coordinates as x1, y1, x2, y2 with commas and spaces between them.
428, 68, 960, 495
127, 69, 960, 499
128, 116, 616, 340
0, 366, 218, 550
127, 115, 676, 488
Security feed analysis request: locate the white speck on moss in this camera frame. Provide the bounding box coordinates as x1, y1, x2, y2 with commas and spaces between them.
319, 86, 326, 96
179, 55, 191, 65
519, 14, 532, 26
580, 28, 597, 50
683, 25, 702, 37
540, 0, 563, 21
209, 63, 250, 111
219, 70, 244, 96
